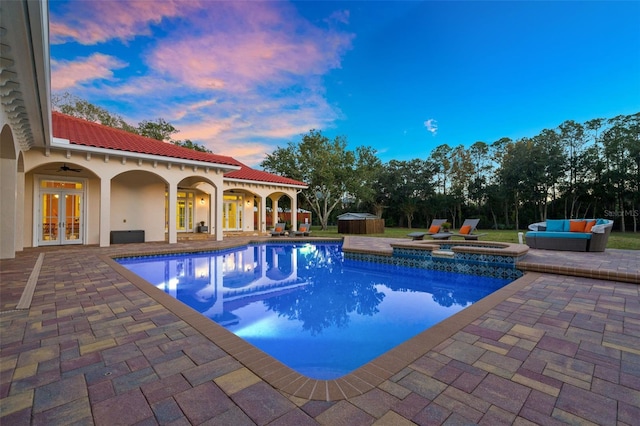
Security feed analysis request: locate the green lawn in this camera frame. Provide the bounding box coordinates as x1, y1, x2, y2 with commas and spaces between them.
309, 226, 640, 250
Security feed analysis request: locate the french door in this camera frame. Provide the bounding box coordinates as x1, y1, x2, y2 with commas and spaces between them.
223, 195, 243, 231
176, 192, 195, 232
39, 179, 84, 245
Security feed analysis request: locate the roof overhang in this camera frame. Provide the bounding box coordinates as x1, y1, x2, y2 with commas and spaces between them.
49, 137, 241, 173
224, 177, 307, 190
1, 0, 52, 150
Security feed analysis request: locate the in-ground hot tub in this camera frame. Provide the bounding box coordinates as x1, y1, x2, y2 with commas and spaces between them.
344, 240, 529, 280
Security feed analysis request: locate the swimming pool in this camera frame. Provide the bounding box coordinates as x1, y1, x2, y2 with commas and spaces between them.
117, 242, 511, 379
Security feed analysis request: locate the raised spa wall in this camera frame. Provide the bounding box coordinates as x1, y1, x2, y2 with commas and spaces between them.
343, 240, 530, 280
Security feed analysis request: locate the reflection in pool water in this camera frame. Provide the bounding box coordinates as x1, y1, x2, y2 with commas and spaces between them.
117, 242, 511, 379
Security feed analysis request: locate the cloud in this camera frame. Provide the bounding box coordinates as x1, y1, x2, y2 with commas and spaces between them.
146, 3, 354, 94
50, 0, 205, 45
51, 54, 128, 91
325, 10, 351, 26
424, 119, 438, 135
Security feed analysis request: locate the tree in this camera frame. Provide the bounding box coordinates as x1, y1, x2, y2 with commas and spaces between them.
52, 92, 138, 133
138, 118, 178, 142
558, 120, 587, 217
431, 144, 452, 195
261, 130, 376, 230
173, 139, 212, 153
351, 146, 384, 210
530, 129, 564, 221
381, 159, 434, 228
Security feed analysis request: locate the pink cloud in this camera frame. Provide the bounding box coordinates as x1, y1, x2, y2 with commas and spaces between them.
146, 3, 354, 93
51, 54, 127, 91
50, 0, 205, 45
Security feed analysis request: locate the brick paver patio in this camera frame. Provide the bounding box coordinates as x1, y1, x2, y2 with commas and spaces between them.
1, 237, 639, 425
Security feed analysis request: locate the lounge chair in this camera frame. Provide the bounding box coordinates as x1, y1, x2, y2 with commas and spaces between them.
407, 219, 447, 240
270, 222, 286, 237
291, 223, 312, 237
451, 219, 486, 240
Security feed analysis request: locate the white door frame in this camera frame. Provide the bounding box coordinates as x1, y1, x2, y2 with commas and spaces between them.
34, 175, 87, 246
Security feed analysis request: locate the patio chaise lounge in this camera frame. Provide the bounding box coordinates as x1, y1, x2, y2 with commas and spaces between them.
291, 223, 312, 237
270, 222, 286, 237
450, 219, 486, 240
407, 219, 447, 240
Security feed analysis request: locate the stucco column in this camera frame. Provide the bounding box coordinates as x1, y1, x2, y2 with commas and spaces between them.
259, 196, 266, 232
99, 177, 111, 247
167, 183, 177, 244
214, 185, 223, 240
271, 196, 279, 228
0, 157, 17, 258
291, 193, 298, 231
15, 167, 24, 252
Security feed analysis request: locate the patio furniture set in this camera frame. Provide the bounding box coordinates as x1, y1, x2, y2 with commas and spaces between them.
271, 222, 312, 237
271, 217, 615, 253
407, 218, 486, 241
407, 217, 615, 253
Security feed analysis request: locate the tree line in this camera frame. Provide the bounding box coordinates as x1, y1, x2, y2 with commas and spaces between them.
262, 113, 639, 232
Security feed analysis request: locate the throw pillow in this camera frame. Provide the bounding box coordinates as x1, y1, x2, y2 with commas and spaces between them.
429, 225, 440, 233
459, 225, 472, 235
584, 220, 597, 233
569, 220, 586, 232
546, 219, 565, 232
275, 227, 283, 232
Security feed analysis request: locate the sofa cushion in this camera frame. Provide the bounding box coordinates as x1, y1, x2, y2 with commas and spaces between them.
546, 220, 566, 232
526, 231, 592, 240
584, 220, 596, 233
570, 220, 587, 232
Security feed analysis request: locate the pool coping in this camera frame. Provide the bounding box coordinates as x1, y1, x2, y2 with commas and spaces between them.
101, 237, 542, 401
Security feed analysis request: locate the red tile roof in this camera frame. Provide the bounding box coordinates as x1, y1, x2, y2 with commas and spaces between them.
225, 161, 306, 186
51, 112, 306, 187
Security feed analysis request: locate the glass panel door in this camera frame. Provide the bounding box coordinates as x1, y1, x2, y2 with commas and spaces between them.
187, 198, 194, 231
39, 191, 83, 245
223, 195, 242, 231
64, 194, 82, 242
177, 199, 187, 231
176, 192, 195, 232
41, 193, 59, 244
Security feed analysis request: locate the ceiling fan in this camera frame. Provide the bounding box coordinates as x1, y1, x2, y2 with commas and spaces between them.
47, 163, 83, 173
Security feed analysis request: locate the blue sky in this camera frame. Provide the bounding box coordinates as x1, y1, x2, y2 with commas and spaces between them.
49, 1, 640, 167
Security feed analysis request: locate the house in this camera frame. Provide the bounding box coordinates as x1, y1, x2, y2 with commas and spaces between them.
0, 1, 306, 259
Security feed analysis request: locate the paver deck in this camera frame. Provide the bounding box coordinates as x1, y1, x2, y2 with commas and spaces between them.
1, 237, 639, 425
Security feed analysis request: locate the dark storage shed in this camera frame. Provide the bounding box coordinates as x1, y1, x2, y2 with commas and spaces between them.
337, 212, 384, 234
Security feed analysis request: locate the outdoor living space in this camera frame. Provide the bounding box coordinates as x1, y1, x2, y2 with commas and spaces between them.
1, 237, 639, 425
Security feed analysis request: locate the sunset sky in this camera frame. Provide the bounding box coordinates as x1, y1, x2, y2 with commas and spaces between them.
49, 1, 640, 167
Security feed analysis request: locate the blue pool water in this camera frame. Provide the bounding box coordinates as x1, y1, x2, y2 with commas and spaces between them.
117, 242, 511, 379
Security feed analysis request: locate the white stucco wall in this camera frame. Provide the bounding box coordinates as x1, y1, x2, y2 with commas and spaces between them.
111, 172, 167, 241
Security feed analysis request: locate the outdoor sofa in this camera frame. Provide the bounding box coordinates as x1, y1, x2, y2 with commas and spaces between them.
525, 218, 613, 252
